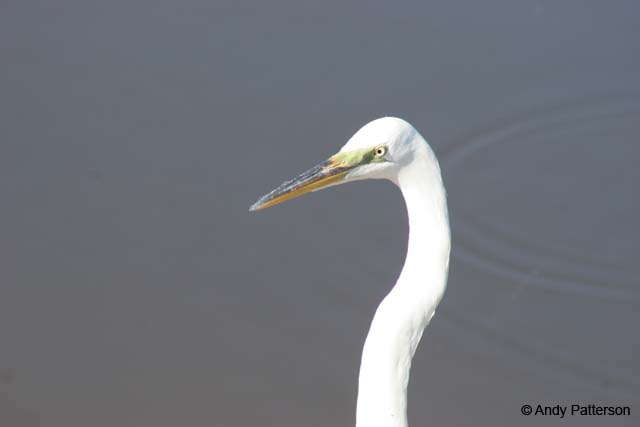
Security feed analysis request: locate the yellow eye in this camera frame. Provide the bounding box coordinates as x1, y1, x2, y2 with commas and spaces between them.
374, 145, 387, 157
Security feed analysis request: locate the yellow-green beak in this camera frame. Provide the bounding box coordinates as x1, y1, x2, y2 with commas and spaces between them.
249, 154, 355, 211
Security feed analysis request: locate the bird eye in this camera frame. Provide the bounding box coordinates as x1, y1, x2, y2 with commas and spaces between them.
374, 146, 387, 157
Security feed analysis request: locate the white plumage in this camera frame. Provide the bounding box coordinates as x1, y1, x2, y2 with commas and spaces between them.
251, 117, 451, 427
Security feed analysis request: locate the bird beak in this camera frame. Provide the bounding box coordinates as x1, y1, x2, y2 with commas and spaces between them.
249, 151, 364, 211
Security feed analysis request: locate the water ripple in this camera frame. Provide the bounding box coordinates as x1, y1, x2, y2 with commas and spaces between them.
439, 92, 640, 397
443, 93, 640, 302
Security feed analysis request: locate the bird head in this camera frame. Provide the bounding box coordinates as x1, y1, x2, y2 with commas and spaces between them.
249, 117, 422, 211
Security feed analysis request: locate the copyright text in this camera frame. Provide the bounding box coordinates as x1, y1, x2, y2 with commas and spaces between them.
520, 404, 630, 418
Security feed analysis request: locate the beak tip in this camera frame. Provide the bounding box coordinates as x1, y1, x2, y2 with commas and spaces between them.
248, 200, 264, 212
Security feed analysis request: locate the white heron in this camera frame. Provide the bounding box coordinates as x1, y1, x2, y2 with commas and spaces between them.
250, 117, 450, 427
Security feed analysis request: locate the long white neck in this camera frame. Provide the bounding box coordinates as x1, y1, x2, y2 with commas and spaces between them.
355, 144, 450, 427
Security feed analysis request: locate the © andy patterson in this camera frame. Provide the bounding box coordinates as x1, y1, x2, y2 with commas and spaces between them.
530, 404, 630, 417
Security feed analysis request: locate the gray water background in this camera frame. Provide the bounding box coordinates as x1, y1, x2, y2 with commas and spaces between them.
1, 1, 639, 426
